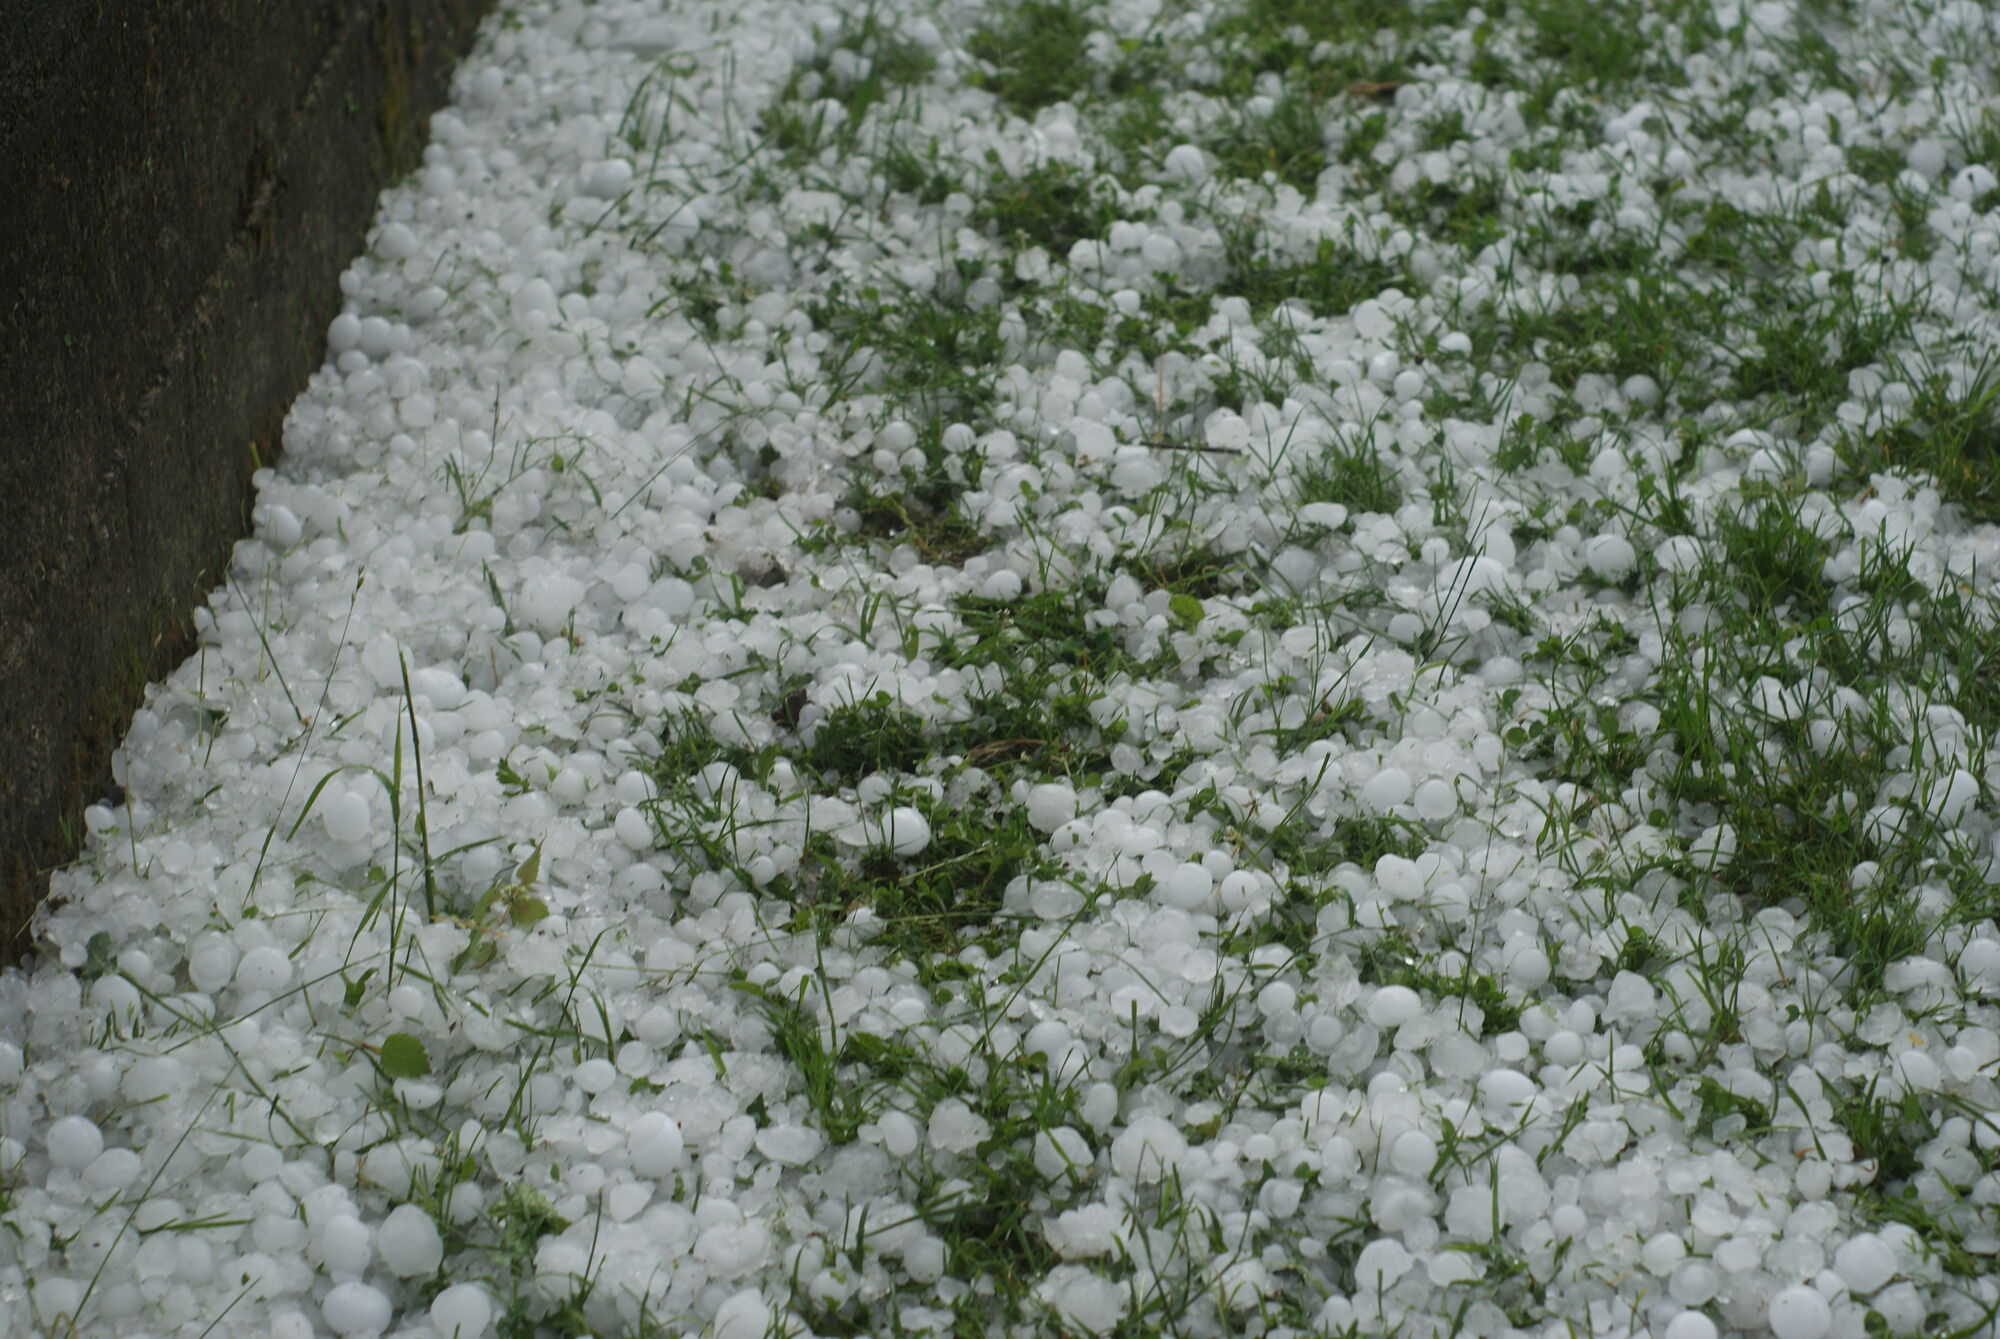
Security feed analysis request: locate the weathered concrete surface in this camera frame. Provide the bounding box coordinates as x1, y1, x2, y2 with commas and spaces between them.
0, 0, 492, 961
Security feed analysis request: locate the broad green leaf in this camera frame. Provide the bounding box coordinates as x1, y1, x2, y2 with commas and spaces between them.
515, 841, 543, 888
380, 1032, 432, 1079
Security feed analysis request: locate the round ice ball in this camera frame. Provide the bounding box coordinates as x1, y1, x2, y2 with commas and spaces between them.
1354, 1238, 1414, 1291
321, 787, 371, 843
378, 1204, 444, 1277
1367, 985, 1422, 1028
1025, 783, 1078, 833
982, 568, 1023, 601
1663, 1313, 1717, 1339
1163, 143, 1210, 184
1832, 1233, 1895, 1295
880, 806, 931, 856
235, 946, 293, 994
614, 807, 653, 850
1110, 1116, 1188, 1183
1412, 778, 1457, 821
1158, 862, 1213, 910
1768, 1285, 1831, 1339
1584, 533, 1637, 580
431, 1283, 494, 1339
47, 1114, 104, 1169
328, 313, 361, 354
318, 1214, 372, 1276
188, 933, 239, 991
323, 1280, 393, 1336
1362, 767, 1412, 811
713, 1290, 772, 1339
628, 1111, 684, 1177
1390, 1130, 1437, 1176
581, 158, 634, 199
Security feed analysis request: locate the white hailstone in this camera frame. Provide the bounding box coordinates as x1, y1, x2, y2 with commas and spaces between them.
322, 1281, 393, 1336
983, 568, 1024, 601
1688, 823, 1737, 870
580, 158, 633, 199
1505, 941, 1552, 991
1110, 1117, 1188, 1184
1663, 1313, 1718, 1339
1832, 1233, 1896, 1295
1205, 411, 1251, 453
235, 946, 293, 993
1039, 1265, 1128, 1335
378, 1204, 444, 1277
1354, 1238, 1414, 1292
430, 1283, 493, 1339
1367, 985, 1422, 1029
1163, 143, 1210, 184
321, 787, 372, 843
1924, 769, 1980, 825
754, 1124, 823, 1165
1025, 783, 1078, 832
1907, 138, 1947, 175
880, 806, 932, 856
328, 312, 361, 353
1258, 981, 1297, 1016
712, 1290, 772, 1339
32, 1278, 85, 1326
1412, 778, 1457, 820
1584, 533, 1637, 580
1299, 501, 1348, 530
1894, 1047, 1940, 1091
376, 222, 418, 260
1622, 374, 1662, 407
406, 665, 467, 710
615, 770, 657, 806
573, 1057, 617, 1094
878, 1110, 921, 1158
1642, 1233, 1688, 1275
1034, 1126, 1093, 1180
1953, 164, 1999, 200
1217, 870, 1261, 914
121, 1054, 185, 1106
1480, 1068, 1536, 1112
904, 1235, 946, 1282
1157, 862, 1212, 910
318, 1214, 373, 1276
1768, 1285, 1832, 1339
1260, 1177, 1304, 1218
46, 1114, 103, 1169
627, 1111, 684, 1177
1390, 1130, 1437, 1177
927, 1098, 990, 1154
1375, 854, 1424, 900
1363, 767, 1412, 811
614, 807, 653, 850
1048, 1203, 1122, 1258
83, 1147, 144, 1190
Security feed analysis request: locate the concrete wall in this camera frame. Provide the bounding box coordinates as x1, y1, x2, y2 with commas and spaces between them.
0, 0, 493, 960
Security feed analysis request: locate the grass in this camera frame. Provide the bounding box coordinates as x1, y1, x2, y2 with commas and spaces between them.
22, 0, 2000, 1334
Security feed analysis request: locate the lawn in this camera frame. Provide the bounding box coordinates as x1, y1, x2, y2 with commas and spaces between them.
6, 0, 2000, 1336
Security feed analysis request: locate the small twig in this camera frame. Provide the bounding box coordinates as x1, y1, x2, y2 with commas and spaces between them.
1137, 439, 1242, 455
